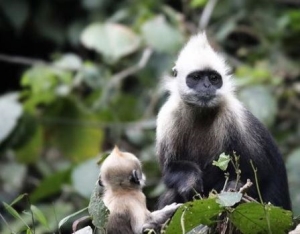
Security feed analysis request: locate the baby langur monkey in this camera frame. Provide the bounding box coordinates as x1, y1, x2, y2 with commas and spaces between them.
99, 146, 180, 234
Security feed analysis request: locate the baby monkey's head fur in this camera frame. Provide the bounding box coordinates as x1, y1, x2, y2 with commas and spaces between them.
100, 146, 145, 191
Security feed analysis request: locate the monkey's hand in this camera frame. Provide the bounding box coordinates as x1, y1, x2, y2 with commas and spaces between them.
142, 203, 181, 233
163, 161, 203, 200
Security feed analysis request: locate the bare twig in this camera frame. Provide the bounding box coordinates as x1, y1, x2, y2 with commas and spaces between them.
0, 212, 16, 234
199, 0, 219, 30
41, 117, 156, 129
27, 196, 35, 234
222, 172, 230, 192
109, 48, 153, 87
238, 179, 253, 194
250, 160, 264, 204
243, 194, 259, 203
0, 54, 80, 72
93, 48, 153, 109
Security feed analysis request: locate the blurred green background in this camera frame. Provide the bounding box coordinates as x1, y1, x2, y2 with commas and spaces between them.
0, 0, 299, 233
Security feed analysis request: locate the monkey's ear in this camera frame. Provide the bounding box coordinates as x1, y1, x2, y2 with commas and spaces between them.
172, 66, 178, 77
98, 178, 103, 187
129, 170, 140, 185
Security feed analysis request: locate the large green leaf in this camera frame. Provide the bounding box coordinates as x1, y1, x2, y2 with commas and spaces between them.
44, 98, 104, 162
30, 168, 71, 202
88, 184, 109, 231
165, 198, 224, 234
230, 203, 293, 234
141, 15, 184, 53
81, 22, 140, 61
58, 207, 88, 228
0, 93, 23, 144
30, 205, 50, 229
15, 124, 43, 163
216, 192, 242, 207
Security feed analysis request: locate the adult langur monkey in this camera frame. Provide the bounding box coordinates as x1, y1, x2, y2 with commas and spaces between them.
156, 33, 291, 210
100, 146, 180, 234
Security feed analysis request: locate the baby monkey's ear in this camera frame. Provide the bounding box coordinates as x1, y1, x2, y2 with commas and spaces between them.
129, 170, 140, 185
98, 178, 103, 187
172, 66, 177, 77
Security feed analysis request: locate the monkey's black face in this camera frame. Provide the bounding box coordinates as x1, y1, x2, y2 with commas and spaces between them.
186, 69, 223, 104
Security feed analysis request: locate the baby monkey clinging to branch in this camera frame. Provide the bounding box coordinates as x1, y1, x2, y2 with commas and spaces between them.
100, 146, 180, 234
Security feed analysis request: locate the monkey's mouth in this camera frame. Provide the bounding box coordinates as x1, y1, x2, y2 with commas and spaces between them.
196, 93, 216, 103
181, 93, 217, 107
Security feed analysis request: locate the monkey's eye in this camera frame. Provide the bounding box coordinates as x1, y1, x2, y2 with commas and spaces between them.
192, 74, 200, 80
209, 73, 220, 84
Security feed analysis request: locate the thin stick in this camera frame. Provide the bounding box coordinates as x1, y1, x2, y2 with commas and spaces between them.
199, 0, 219, 30
93, 48, 153, 109
0, 54, 80, 72
27, 196, 35, 234
0, 212, 16, 234
250, 160, 264, 204
238, 179, 253, 194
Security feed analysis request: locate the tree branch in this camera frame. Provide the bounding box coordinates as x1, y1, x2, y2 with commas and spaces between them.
199, 0, 219, 30
0, 54, 80, 72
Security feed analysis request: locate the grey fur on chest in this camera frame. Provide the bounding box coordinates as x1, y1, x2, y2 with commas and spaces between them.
166, 107, 227, 167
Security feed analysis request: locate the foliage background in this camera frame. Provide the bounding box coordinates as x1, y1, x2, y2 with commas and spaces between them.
0, 0, 299, 233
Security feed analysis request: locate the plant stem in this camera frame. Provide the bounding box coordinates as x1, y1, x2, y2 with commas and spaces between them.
250, 160, 264, 204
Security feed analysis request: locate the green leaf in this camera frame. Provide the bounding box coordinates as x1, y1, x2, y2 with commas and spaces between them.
141, 15, 184, 53
81, 22, 140, 62
190, 0, 207, 8
165, 198, 224, 234
26, 228, 33, 234
30, 168, 71, 202
21, 65, 72, 110
78, 64, 107, 89
230, 203, 293, 234
97, 152, 110, 165
3, 202, 30, 229
238, 86, 277, 127
58, 207, 88, 228
3, 202, 22, 220
30, 205, 50, 229
216, 192, 242, 207
44, 98, 104, 162
88, 185, 109, 229
53, 53, 83, 70
0, 93, 23, 144
212, 153, 231, 171
15, 124, 43, 163
71, 158, 100, 198
10, 194, 28, 206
